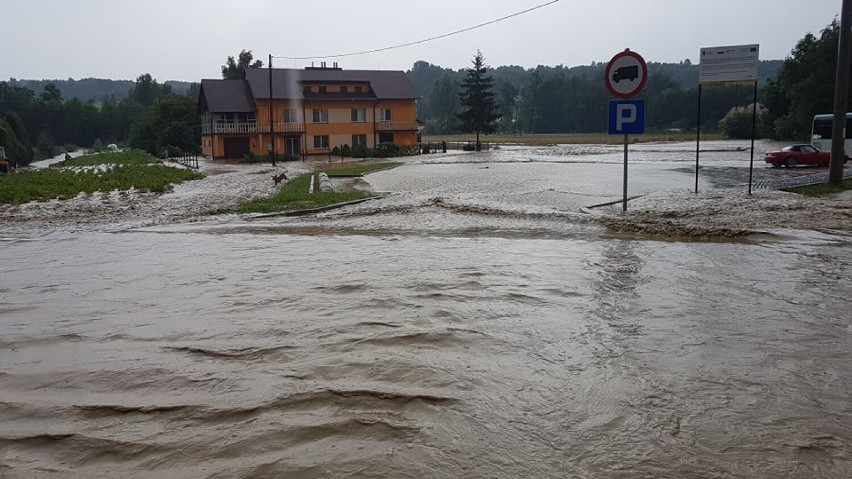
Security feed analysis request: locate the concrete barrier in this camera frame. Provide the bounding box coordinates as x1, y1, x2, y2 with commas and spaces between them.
317, 172, 334, 192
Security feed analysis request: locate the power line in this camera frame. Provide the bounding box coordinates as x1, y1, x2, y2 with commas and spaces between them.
271, 0, 560, 60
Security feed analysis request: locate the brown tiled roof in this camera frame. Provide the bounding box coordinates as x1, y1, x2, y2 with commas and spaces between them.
243, 68, 419, 101
198, 79, 256, 113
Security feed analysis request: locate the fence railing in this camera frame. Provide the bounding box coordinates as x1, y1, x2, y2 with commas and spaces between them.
167, 152, 199, 169
201, 122, 307, 135
376, 122, 419, 131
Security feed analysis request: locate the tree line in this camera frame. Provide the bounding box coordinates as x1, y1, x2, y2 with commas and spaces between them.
0, 49, 266, 166
412, 59, 785, 137
0, 74, 200, 166
411, 20, 846, 142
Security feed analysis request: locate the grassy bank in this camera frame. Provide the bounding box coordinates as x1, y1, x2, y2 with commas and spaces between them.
52, 149, 160, 167
1, 151, 203, 204
422, 132, 727, 146
239, 162, 401, 214
783, 177, 852, 197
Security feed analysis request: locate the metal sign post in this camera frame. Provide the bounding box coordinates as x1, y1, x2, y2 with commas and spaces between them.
606, 50, 648, 211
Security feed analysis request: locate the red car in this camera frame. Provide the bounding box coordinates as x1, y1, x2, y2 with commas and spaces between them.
764, 144, 845, 167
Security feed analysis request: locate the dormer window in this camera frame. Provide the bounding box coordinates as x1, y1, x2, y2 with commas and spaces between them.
303, 85, 311, 93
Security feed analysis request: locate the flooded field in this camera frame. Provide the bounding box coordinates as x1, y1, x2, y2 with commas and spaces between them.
2, 142, 852, 478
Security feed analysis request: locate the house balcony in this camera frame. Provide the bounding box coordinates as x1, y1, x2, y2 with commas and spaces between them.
376, 122, 419, 132
201, 122, 306, 135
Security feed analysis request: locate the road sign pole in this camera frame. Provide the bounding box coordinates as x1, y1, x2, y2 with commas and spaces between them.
748, 80, 758, 195
694, 84, 702, 194
605, 49, 647, 213
623, 134, 629, 211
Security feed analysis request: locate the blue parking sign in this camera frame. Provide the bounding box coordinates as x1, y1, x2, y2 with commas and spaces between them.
608, 99, 645, 135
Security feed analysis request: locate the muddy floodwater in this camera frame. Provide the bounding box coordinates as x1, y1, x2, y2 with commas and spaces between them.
2, 142, 852, 478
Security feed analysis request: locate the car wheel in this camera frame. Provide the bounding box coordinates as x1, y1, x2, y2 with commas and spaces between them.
785, 156, 797, 168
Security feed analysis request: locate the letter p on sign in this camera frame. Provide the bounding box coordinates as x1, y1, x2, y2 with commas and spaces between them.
608, 99, 645, 135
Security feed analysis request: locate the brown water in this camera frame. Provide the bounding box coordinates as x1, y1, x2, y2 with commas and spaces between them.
3, 141, 852, 478
2, 226, 851, 478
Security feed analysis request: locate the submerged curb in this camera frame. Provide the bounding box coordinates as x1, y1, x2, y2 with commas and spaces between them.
251, 195, 383, 219
581, 195, 645, 213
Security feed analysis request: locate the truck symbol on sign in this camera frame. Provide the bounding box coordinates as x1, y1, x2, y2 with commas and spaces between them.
612, 65, 639, 83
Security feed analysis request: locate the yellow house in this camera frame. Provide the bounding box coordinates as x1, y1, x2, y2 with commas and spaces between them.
199, 65, 419, 159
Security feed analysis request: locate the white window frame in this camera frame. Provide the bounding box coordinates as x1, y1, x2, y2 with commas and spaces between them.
283, 109, 297, 123
380, 109, 392, 122
312, 109, 328, 123
351, 109, 366, 123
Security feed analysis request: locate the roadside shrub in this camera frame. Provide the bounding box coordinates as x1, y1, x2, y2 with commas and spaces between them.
352, 145, 370, 158
331, 146, 341, 157
341, 144, 352, 157
375, 142, 401, 158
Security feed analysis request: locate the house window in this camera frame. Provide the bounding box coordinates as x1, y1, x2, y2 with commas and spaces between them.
340, 86, 348, 93
351, 109, 366, 123
303, 85, 311, 93
379, 132, 394, 144
283, 109, 297, 123
352, 134, 367, 147
380, 109, 392, 122
319, 86, 327, 93
312, 109, 328, 123
355, 86, 363, 93
313, 135, 329, 149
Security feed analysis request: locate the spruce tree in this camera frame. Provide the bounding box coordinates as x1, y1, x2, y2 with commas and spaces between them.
457, 50, 499, 151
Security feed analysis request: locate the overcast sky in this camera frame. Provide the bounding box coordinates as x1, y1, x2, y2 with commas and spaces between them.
1, 0, 844, 82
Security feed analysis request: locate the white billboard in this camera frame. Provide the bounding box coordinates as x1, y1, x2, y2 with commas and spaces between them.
699, 44, 760, 84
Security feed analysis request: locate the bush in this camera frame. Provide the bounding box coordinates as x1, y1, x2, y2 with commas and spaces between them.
352, 144, 370, 158
341, 144, 352, 157
331, 146, 341, 157
375, 142, 401, 158
720, 111, 766, 139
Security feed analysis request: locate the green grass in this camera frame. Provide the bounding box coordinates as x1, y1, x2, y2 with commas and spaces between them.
324, 162, 403, 176
0, 164, 203, 204
239, 162, 401, 214
52, 149, 161, 167
783, 177, 852, 197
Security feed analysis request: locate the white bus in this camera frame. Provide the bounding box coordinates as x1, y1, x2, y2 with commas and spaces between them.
811, 113, 852, 155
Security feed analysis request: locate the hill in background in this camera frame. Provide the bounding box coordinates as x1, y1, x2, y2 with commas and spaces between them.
6, 77, 192, 102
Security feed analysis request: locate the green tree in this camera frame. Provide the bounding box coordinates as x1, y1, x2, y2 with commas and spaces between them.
128, 73, 171, 109
424, 74, 460, 134
763, 19, 850, 139
222, 50, 264, 79
130, 96, 200, 155
457, 50, 499, 150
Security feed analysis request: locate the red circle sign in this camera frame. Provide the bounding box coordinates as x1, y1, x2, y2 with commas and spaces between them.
605, 50, 648, 99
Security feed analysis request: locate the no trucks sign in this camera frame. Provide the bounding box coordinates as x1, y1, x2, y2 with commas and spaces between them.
605, 49, 648, 99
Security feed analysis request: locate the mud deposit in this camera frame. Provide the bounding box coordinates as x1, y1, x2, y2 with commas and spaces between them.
2, 142, 852, 478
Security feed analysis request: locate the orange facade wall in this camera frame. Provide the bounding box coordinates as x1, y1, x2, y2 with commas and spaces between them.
209, 96, 417, 159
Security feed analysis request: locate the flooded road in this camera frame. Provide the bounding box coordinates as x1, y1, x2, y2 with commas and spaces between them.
2, 142, 852, 478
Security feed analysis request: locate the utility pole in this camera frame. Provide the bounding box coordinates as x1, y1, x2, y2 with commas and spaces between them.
830, 0, 852, 185
269, 54, 276, 166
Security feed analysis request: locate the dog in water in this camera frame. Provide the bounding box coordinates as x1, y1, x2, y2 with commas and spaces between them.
272, 172, 288, 185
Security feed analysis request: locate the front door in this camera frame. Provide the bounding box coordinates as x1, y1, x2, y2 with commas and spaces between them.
285, 137, 300, 157
223, 137, 250, 159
